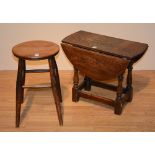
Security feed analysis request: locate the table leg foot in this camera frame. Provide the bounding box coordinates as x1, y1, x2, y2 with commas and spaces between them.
125, 62, 133, 102
114, 74, 124, 115
125, 87, 133, 102
72, 87, 79, 102
72, 67, 79, 102
84, 76, 91, 91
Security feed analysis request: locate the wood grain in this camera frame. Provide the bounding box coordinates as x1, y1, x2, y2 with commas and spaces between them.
12, 40, 59, 60
0, 70, 155, 131
62, 30, 148, 60
61, 43, 129, 81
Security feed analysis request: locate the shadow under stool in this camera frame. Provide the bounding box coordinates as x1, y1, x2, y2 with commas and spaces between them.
12, 40, 63, 127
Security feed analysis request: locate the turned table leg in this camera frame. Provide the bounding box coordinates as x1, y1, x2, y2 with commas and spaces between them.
115, 74, 124, 115
84, 76, 92, 91
72, 66, 79, 102
16, 59, 25, 127
125, 62, 133, 102
48, 57, 63, 126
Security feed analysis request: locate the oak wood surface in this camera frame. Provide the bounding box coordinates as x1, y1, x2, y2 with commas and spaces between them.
0, 70, 155, 131
61, 31, 148, 115
61, 43, 129, 81
62, 30, 148, 60
12, 40, 59, 60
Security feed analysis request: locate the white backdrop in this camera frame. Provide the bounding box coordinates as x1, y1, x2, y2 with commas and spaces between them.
0, 23, 154, 70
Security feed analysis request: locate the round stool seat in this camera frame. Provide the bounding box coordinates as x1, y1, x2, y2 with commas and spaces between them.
12, 40, 59, 60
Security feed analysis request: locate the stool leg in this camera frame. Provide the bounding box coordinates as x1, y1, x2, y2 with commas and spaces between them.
84, 76, 91, 91
115, 74, 124, 115
21, 60, 26, 104
52, 58, 62, 102
72, 66, 79, 102
16, 59, 24, 127
48, 58, 63, 126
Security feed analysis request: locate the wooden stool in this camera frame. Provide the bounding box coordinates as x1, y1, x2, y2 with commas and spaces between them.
12, 40, 63, 127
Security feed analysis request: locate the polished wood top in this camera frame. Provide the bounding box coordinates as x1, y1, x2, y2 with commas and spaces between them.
12, 40, 59, 60
62, 30, 148, 60
61, 43, 129, 81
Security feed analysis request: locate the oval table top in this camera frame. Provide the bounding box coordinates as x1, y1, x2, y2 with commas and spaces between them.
62, 30, 148, 61
12, 40, 59, 60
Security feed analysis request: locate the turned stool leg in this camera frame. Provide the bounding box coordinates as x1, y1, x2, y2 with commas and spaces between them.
16, 59, 25, 127
115, 74, 124, 115
84, 76, 92, 91
52, 58, 62, 103
48, 57, 63, 126
126, 62, 133, 102
72, 67, 79, 102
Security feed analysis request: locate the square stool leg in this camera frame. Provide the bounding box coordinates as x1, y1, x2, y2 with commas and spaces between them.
48, 57, 63, 126
16, 59, 25, 127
